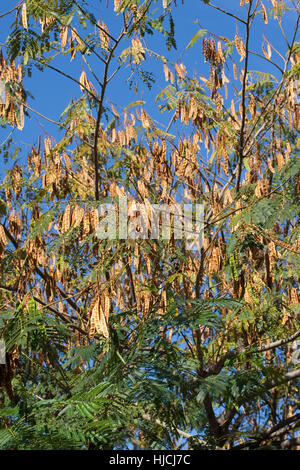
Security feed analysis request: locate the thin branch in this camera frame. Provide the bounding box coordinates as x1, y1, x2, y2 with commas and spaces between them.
17, 100, 95, 152
68, 23, 106, 64
72, 0, 118, 44
244, 11, 300, 150
0, 284, 87, 336
211, 327, 300, 376
235, 0, 253, 192
206, 2, 247, 25
32, 57, 102, 102
142, 413, 213, 447
232, 413, 300, 449
255, 328, 300, 354
93, 29, 125, 200
122, 256, 137, 307
248, 49, 284, 74
0, 3, 21, 20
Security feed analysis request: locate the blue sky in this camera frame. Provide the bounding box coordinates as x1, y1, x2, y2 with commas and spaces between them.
0, 0, 297, 174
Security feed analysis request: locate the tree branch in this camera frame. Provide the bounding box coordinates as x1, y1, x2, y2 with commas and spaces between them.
211, 327, 300, 376
206, 2, 247, 25
93, 29, 125, 200
235, 0, 253, 192
0, 3, 21, 20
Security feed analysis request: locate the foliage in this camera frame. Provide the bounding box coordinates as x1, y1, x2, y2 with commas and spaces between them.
0, 0, 299, 450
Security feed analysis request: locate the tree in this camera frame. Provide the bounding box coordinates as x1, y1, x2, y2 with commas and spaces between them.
0, 0, 299, 450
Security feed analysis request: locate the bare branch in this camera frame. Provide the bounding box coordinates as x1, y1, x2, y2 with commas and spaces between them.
206, 2, 247, 25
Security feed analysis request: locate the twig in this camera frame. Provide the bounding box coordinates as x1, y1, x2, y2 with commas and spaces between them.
235, 1, 253, 192
0, 3, 21, 20
207, 2, 247, 25
93, 29, 125, 200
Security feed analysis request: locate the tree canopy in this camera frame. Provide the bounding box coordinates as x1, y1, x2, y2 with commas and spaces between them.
0, 0, 299, 450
